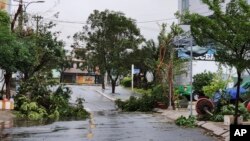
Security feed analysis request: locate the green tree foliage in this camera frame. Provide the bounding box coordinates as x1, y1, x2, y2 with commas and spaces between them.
156, 23, 186, 109
0, 10, 14, 98
193, 71, 214, 95
115, 95, 155, 112
120, 77, 132, 87
0, 10, 30, 98
73, 10, 144, 93
203, 67, 231, 98
181, 0, 250, 124
128, 40, 157, 88
0, 11, 65, 98
140, 40, 159, 82
115, 84, 169, 112
16, 75, 89, 120
18, 21, 66, 80
175, 115, 196, 128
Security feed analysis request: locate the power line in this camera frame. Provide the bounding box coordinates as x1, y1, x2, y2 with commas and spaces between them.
137, 18, 177, 23
43, 17, 178, 25
43, 18, 87, 25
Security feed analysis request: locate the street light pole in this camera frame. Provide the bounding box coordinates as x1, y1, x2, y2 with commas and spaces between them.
189, 36, 193, 116
23, 1, 44, 12
14, 0, 44, 32
131, 64, 134, 91
168, 47, 174, 110
18, 0, 23, 32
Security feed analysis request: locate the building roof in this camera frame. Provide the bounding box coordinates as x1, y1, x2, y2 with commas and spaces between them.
63, 68, 88, 74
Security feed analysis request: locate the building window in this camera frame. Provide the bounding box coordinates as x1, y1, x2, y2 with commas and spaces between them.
182, 0, 189, 11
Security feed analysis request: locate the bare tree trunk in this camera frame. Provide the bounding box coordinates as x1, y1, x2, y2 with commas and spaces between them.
111, 80, 116, 93
24, 71, 29, 81
168, 59, 175, 110
4, 72, 12, 99
101, 75, 105, 90
234, 70, 241, 125
107, 71, 118, 94
60, 72, 63, 83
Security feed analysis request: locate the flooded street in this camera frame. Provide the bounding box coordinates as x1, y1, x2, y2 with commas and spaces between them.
1, 86, 217, 141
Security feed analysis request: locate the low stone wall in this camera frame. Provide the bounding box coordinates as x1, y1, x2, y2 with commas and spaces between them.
0, 101, 14, 110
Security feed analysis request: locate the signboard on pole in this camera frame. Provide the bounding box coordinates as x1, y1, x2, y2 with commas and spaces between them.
178, 47, 216, 61
131, 64, 134, 91
133, 69, 140, 74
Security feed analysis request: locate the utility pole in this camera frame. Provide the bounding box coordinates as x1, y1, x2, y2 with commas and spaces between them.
32, 15, 43, 35
131, 64, 134, 91
18, 0, 23, 31
189, 36, 193, 116
168, 48, 174, 110
11, 0, 44, 32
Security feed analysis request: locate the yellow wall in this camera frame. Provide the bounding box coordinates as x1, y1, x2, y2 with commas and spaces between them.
0, 0, 8, 11
76, 76, 95, 84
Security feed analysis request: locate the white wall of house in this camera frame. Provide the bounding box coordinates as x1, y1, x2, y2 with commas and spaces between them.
175, 60, 240, 86
0, 69, 4, 90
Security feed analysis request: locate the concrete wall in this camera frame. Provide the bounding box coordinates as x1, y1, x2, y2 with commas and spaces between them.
0, 69, 4, 91
175, 60, 238, 86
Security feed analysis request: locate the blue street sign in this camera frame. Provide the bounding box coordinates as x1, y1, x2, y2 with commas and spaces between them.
133, 69, 140, 74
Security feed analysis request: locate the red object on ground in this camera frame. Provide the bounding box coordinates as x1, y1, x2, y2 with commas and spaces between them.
196, 98, 214, 116
247, 102, 250, 112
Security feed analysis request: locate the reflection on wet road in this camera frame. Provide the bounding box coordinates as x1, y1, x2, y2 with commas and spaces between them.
2, 86, 217, 141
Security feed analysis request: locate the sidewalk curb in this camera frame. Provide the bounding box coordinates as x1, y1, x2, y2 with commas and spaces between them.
158, 109, 229, 140
95, 90, 116, 101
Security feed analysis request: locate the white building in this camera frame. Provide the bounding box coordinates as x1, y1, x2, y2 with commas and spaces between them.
178, 0, 250, 16
176, 0, 250, 85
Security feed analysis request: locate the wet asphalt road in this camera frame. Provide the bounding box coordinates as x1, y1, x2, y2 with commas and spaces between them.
2, 85, 217, 141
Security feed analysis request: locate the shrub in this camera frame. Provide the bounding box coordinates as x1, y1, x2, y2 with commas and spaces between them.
74, 98, 89, 119
115, 99, 125, 110
151, 84, 169, 105
221, 104, 250, 121
137, 95, 155, 111
211, 114, 224, 122
115, 84, 169, 112
15, 97, 48, 120
15, 75, 89, 121
134, 88, 152, 95
123, 96, 140, 111
175, 115, 196, 128
121, 77, 132, 87
203, 67, 231, 98
193, 71, 213, 93
115, 95, 155, 112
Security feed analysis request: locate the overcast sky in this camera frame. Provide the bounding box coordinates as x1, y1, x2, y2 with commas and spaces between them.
11, 0, 178, 49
